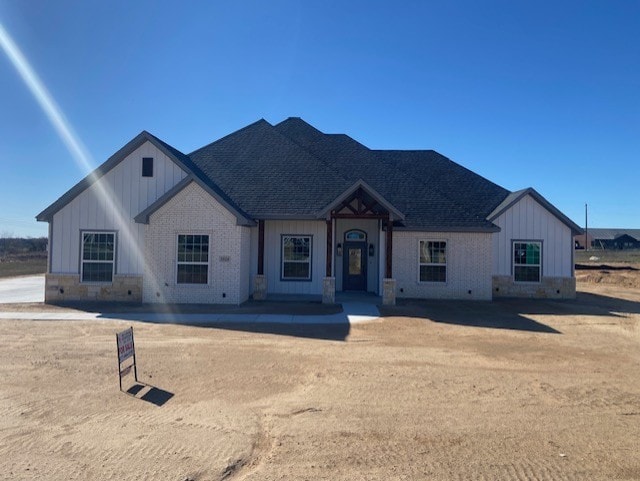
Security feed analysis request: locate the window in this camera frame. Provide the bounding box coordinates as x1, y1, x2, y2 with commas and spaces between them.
81, 232, 115, 283
282, 235, 312, 280
513, 241, 541, 282
142, 157, 154, 177
177, 234, 209, 284
345, 230, 366, 241
419, 240, 446, 282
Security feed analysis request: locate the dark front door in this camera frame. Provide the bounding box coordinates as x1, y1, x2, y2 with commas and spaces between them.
343, 242, 367, 291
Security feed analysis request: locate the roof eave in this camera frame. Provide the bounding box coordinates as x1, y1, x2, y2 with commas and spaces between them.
395, 225, 501, 233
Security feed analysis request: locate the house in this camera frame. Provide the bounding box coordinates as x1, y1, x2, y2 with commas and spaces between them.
36, 118, 582, 305
575, 228, 640, 250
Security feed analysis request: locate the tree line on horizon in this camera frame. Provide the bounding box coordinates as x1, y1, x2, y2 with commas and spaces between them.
0, 237, 48, 258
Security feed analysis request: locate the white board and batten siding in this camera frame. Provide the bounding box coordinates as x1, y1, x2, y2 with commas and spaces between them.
50, 142, 188, 275
262, 220, 327, 296
492, 194, 573, 278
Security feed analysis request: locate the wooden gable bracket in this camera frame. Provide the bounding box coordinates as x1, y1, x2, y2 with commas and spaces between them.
332, 187, 384, 217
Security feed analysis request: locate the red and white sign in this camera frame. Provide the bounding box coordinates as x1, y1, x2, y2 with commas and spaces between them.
116, 327, 138, 390
117, 328, 134, 363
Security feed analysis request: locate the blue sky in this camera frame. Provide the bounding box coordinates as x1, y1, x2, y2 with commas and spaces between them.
1, 1, 638, 237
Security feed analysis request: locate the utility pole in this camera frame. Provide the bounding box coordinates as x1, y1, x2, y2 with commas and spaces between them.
585, 203, 588, 251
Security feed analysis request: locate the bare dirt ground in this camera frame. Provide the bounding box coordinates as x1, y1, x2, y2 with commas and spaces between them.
2, 277, 640, 480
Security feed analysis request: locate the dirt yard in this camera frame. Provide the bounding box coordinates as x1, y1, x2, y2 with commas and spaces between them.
1, 277, 640, 480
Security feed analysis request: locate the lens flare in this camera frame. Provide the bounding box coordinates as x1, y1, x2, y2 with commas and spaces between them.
0, 22, 167, 305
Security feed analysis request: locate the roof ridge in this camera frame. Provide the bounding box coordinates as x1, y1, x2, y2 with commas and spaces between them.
271, 122, 354, 186
188, 119, 271, 156
274, 121, 498, 226
361, 151, 499, 225
377, 149, 510, 220
142, 131, 253, 222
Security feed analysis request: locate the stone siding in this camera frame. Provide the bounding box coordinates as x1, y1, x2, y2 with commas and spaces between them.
492, 276, 576, 299
45, 274, 142, 303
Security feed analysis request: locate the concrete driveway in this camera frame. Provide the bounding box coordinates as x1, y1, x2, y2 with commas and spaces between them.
0, 275, 44, 303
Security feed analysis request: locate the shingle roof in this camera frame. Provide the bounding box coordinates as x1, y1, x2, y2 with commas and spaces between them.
188, 119, 353, 218
190, 117, 500, 230
269, 117, 506, 231
586, 228, 640, 241
39, 117, 578, 234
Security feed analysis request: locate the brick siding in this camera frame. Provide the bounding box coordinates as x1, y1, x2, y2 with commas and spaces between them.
142, 182, 250, 304
392, 231, 493, 300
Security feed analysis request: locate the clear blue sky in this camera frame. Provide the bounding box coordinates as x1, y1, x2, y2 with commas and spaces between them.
1, 1, 638, 237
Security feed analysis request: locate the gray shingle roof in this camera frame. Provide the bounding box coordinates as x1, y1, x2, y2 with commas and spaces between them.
190, 117, 502, 230
270, 117, 506, 231
40, 117, 578, 235
585, 228, 640, 241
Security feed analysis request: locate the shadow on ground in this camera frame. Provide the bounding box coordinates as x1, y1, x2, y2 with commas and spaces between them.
382, 299, 561, 333
55, 300, 343, 316
94, 300, 352, 341
190, 321, 350, 341
125, 382, 174, 407
380, 291, 640, 334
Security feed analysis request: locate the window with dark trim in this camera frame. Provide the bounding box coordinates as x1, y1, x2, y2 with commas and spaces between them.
419, 240, 447, 282
81, 231, 115, 283
281, 235, 312, 280
142, 157, 154, 177
345, 229, 366, 241
177, 234, 209, 284
513, 241, 541, 282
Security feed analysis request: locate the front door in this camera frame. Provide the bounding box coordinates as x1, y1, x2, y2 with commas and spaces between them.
343, 242, 367, 291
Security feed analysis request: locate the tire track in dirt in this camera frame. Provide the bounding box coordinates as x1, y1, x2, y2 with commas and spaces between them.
0, 390, 260, 481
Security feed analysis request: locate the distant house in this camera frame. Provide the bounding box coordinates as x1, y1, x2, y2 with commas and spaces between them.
36, 118, 582, 305
578, 229, 640, 250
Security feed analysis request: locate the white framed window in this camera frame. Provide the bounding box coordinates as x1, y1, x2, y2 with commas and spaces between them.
177, 234, 209, 284
419, 240, 447, 282
513, 241, 541, 282
281, 235, 312, 280
81, 231, 115, 283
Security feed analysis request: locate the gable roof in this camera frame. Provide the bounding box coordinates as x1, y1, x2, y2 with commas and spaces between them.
584, 228, 640, 241
316, 179, 406, 221
488, 188, 583, 235
38, 117, 580, 235
188, 119, 354, 219
36, 130, 251, 224
134, 175, 254, 226
272, 117, 503, 231
36, 131, 185, 221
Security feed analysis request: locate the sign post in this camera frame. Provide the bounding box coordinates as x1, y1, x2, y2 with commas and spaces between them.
116, 327, 138, 391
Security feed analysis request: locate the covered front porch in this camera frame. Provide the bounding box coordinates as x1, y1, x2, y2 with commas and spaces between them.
252, 180, 404, 305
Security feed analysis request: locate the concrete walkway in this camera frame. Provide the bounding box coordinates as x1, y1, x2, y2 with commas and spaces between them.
0, 301, 380, 325
0, 275, 44, 303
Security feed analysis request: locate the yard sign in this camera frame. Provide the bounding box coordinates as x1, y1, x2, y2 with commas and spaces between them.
116, 327, 138, 390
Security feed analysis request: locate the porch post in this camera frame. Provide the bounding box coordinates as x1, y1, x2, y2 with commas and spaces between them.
258, 219, 265, 275
323, 217, 336, 304
385, 218, 393, 278
326, 219, 332, 277
383, 217, 396, 306
253, 219, 267, 300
